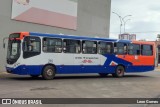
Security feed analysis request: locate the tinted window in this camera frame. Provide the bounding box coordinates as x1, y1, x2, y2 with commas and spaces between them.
114, 43, 127, 55
63, 39, 81, 53
82, 41, 97, 54
43, 38, 62, 53
98, 42, 113, 54
128, 44, 140, 55
141, 44, 153, 56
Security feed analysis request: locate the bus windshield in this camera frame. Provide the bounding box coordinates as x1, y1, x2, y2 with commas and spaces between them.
7, 34, 21, 64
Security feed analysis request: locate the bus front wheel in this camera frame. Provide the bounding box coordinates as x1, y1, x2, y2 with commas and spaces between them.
112, 66, 125, 78
42, 65, 55, 80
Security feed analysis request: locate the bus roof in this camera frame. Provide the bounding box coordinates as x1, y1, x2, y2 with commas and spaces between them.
29, 32, 131, 43
132, 40, 155, 45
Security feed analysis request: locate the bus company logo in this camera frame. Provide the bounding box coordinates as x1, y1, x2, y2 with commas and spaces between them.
82, 60, 93, 63
2, 99, 11, 104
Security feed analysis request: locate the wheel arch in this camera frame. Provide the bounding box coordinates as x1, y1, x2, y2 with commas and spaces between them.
116, 64, 126, 72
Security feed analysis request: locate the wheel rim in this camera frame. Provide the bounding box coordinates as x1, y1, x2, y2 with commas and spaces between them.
117, 69, 122, 74
117, 67, 124, 76
46, 69, 53, 76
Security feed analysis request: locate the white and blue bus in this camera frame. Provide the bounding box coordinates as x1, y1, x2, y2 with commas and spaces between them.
5, 32, 155, 80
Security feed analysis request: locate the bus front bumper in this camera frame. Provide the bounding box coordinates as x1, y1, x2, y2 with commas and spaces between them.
6, 65, 43, 75
6, 66, 28, 75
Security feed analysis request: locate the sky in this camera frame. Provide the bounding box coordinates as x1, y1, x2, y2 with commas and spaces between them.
110, 0, 160, 41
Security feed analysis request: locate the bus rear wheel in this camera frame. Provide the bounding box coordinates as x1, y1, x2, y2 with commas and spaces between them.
112, 66, 125, 78
99, 73, 108, 77
42, 65, 55, 80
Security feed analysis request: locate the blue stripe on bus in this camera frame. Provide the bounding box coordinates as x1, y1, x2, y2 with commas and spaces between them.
29, 32, 131, 43
6, 65, 154, 75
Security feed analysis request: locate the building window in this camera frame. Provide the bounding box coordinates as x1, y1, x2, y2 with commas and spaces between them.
158, 45, 160, 64
114, 43, 127, 55
128, 44, 140, 55
82, 41, 97, 54
43, 38, 62, 53
63, 39, 81, 53
141, 44, 153, 56
98, 42, 113, 54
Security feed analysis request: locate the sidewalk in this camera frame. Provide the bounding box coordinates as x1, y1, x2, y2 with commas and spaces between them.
0, 71, 8, 74
155, 69, 160, 71
155, 66, 160, 71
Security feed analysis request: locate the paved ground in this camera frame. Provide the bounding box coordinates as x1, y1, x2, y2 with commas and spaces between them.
0, 70, 160, 107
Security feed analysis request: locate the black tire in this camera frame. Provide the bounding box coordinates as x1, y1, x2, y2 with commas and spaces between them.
99, 73, 108, 77
112, 65, 125, 78
42, 65, 55, 80
30, 75, 40, 78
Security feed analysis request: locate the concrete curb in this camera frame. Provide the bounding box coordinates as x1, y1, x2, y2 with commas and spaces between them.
155, 69, 160, 71
0, 72, 8, 74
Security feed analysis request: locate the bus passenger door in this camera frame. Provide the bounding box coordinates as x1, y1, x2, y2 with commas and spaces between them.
140, 44, 155, 71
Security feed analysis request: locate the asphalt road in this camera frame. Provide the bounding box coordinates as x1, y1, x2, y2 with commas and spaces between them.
0, 71, 160, 107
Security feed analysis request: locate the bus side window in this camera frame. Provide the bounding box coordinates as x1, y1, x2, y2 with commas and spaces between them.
43, 38, 62, 53
114, 43, 117, 54
82, 41, 97, 54
98, 42, 113, 54
63, 39, 81, 53
43, 38, 47, 52
128, 44, 140, 55
141, 44, 153, 56
114, 43, 127, 55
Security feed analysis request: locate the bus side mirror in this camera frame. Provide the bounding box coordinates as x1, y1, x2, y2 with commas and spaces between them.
3, 43, 5, 49
3, 37, 8, 49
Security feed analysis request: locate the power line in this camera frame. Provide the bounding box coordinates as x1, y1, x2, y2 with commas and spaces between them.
110, 31, 160, 34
